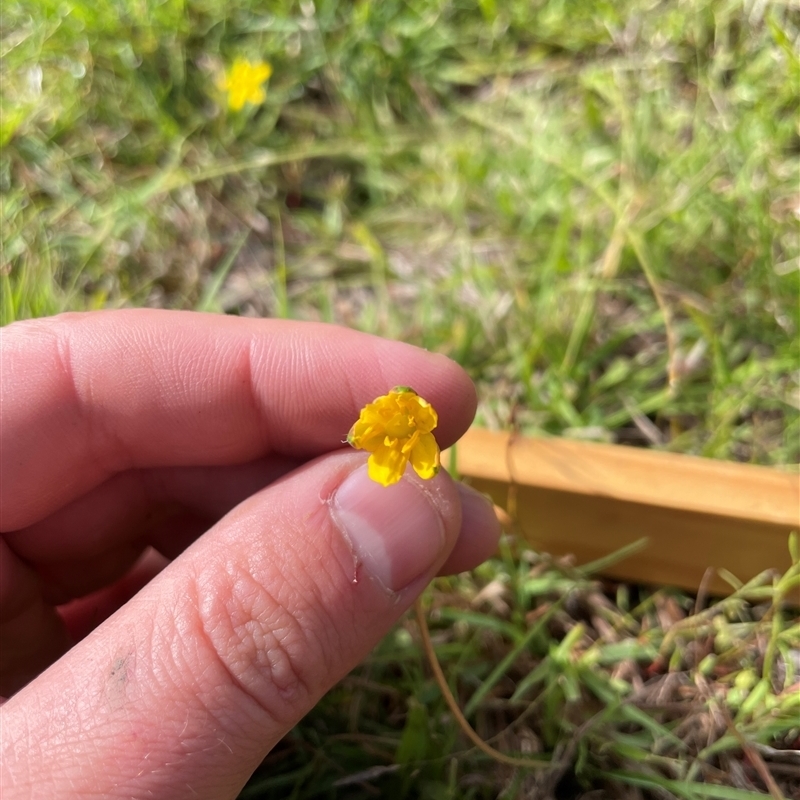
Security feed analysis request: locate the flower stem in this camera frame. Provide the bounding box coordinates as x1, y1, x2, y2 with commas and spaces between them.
413, 597, 549, 770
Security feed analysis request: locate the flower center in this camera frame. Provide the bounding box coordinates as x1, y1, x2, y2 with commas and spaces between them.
384, 412, 415, 439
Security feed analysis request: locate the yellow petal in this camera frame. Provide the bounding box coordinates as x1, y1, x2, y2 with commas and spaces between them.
223, 59, 272, 111
349, 418, 386, 452
253, 62, 272, 81
248, 86, 266, 105
400, 430, 420, 454
367, 444, 408, 487
398, 392, 437, 432
409, 432, 440, 480
414, 402, 438, 433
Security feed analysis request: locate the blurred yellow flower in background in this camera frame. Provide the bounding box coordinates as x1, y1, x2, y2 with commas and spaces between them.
348, 387, 440, 487
220, 58, 272, 111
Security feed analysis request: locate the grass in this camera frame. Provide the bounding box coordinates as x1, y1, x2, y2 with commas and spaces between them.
2, 0, 799, 797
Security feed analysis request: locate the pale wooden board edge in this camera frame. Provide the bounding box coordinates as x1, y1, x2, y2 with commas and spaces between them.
444, 429, 800, 593
444, 429, 799, 527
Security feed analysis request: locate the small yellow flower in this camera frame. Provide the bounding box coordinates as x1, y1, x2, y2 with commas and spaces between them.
220, 58, 272, 111
348, 387, 441, 487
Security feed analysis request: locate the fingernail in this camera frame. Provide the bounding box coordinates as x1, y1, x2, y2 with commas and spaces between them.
331, 467, 447, 593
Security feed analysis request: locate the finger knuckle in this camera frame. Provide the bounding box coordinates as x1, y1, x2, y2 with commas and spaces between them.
184, 558, 329, 727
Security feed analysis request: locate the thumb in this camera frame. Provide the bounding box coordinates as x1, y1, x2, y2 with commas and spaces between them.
0, 451, 498, 799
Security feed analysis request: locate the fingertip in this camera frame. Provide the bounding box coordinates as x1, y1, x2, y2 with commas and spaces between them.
436, 482, 501, 576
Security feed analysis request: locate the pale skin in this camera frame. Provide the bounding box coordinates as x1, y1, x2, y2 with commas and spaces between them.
0, 310, 500, 799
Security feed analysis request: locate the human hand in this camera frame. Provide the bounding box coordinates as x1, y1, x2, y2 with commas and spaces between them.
0, 310, 500, 799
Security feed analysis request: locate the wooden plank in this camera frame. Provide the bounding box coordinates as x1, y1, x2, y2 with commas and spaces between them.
445, 428, 800, 594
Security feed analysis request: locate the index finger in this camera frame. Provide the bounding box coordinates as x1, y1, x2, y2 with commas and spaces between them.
1, 310, 477, 530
